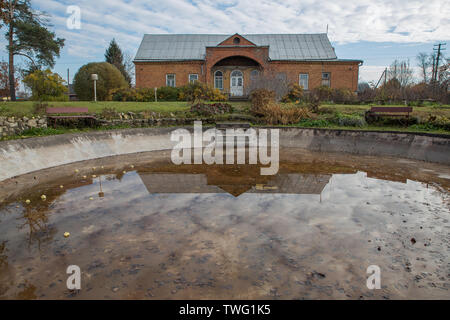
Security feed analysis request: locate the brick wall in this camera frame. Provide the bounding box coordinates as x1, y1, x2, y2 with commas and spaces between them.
135, 50, 360, 92
267, 61, 360, 92
135, 61, 205, 88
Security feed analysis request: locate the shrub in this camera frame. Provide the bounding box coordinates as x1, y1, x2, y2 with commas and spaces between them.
190, 102, 233, 116
311, 85, 333, 102
331, 88, 357, 104
249, 89, 276, 115
307, 96, 321, 113
73, 62, 128, 101
258, 102, 311, 125
179, 82, 227, 102
109, 87, 155, 102
423, 115, 450, 131
157, 86, 180, 101
281, 83, 304, 103
100, 107, 118, 120
32, 101, 49, 115
298, 118, 332, 127
23, 69, 68, 101
331, 112, 367, 127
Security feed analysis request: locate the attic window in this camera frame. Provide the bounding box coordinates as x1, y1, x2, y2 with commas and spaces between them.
233, 37, 240, 45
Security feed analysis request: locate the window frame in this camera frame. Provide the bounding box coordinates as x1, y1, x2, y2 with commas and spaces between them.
188, 73, 198, 84
166, 74, 176, 87
214, 70, 223, 90
250, 69, 260, 81
299, 73, 309, 90
321, 72, 331, 87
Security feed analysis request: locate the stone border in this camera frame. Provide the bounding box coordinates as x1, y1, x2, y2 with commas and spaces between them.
0, 127, 449, 181
0, 116, 47, 137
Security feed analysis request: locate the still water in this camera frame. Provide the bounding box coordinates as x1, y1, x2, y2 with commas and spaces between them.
0, 149, 449, 299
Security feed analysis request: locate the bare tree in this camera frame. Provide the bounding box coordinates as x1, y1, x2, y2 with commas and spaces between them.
416, 52, 430, 83
124, 52, 135, 87
438, 57, 449, 84
388, 59, 413, 87
247, 69, 289, 100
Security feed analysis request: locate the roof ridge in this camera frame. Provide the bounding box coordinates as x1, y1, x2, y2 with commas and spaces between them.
142, 33, 329, 36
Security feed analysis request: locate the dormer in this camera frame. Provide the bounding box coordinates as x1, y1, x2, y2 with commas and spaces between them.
217, 33, 257, 47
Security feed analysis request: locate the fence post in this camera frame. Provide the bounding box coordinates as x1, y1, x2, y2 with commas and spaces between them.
154, 87, 157, 102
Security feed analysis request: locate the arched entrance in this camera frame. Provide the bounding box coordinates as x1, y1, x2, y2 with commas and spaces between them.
211, 55, 262, 97
230, 70, 243, 96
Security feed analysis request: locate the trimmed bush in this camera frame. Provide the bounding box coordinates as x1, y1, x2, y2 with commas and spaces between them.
157, 86, 180, 101
74, 62, 128, 101
109, 87, 155, 102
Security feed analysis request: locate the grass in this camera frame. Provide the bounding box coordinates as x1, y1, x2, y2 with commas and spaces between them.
318, 103, 450, 119
295, 120, 450, 135
0, 124, 137, 141
0, 100, 449, 139
0, 100, 252, 118
0, 101, 191, 117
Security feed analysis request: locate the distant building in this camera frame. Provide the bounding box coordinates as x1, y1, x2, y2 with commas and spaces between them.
134, 33, 363, 97
139, 173, 331, 197
67, 84, 78, 101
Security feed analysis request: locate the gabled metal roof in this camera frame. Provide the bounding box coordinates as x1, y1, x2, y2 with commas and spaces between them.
134, 34, 338, 62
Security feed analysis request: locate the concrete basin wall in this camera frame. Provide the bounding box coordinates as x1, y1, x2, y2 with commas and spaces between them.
0, 127, 449, 181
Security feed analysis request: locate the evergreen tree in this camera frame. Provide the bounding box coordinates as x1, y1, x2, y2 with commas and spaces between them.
0, 0, 65, 101
105, 38, 131, 85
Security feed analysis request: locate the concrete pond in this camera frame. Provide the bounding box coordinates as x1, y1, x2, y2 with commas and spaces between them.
0, 128, 448, 299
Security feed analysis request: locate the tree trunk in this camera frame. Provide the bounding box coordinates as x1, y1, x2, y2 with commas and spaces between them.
8, 18, 16, 101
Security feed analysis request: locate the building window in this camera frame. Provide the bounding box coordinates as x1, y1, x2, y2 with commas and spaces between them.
214, 70, 223, 90
322, 72, 330, 87
250, 70, 259, 81
189, 74, 198, 84
276, 72, 287, 82
299, 73, 309, 90
233, 37, 240, 45
166, 74, 176, 87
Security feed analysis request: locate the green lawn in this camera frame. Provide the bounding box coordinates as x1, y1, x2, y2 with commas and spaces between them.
319, 103, 450, 118
0, 101, 191, 117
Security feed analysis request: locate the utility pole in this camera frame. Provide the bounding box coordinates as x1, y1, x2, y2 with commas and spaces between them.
375, 67, 388, 88
433, 43, 446, 82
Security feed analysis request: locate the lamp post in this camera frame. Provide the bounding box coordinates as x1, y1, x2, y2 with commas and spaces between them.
91, 74, 98, 102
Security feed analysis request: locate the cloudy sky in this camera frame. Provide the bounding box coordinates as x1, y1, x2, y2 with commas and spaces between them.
1, 0, 449, 84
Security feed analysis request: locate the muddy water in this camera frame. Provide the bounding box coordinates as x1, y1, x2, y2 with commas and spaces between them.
0, 149, 449, 300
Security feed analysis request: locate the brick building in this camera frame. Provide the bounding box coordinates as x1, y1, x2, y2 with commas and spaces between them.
134, 33, 363, 97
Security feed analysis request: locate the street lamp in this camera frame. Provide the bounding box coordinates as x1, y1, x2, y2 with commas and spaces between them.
91, 74, 98, 102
